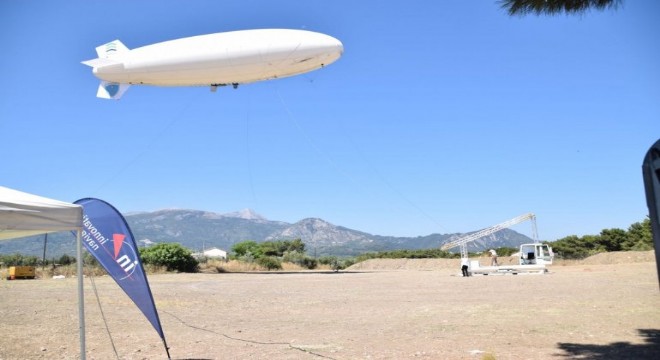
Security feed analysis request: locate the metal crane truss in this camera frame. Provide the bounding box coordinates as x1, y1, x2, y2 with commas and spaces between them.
440, 213, 538, 260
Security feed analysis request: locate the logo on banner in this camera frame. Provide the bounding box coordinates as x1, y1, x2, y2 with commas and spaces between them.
112, 233, 139, 280
81, 214, 139, 280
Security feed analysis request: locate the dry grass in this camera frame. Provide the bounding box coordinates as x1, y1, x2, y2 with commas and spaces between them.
280, 262, 305, 271
1, 265, 108, 279
4, 251, 654, 281
141, 263, 169, 274
482, 353, 497, 360
198, 259, 335, 273
199, 259, 264, 273
2, 263, 162, 280
2, 259, 335, 280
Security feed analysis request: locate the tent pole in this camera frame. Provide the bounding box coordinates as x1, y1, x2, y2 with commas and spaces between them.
77, 230, 86, 360
42, 233, 48, 272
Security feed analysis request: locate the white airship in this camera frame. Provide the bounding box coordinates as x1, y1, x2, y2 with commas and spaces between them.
82, 29, 343, 99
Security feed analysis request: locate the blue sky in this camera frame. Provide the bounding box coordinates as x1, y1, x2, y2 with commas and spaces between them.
1, 1, 658, 241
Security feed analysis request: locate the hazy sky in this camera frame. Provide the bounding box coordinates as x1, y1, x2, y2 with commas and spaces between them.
1, 1, 658, 241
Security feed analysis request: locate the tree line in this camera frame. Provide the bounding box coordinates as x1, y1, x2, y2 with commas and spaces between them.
230, 238, 340, 270
1, 218, 652, 271
356, 218, 653, 261
548, 218, 652, 259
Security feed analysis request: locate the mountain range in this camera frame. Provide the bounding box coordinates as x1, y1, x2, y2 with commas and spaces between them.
0, 208, 533, 258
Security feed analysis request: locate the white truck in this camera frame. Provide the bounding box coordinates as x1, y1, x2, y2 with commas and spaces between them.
469, 242, 554, 275
519, 243, 554, 266
439, 213, 554, 275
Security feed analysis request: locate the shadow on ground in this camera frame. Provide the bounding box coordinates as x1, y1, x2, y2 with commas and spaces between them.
556, 329, 660, 359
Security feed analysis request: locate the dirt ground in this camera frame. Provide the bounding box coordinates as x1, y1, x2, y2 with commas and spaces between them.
1, 251, 659, 360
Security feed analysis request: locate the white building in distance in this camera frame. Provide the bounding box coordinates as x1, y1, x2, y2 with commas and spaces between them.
197, 247, 227, 260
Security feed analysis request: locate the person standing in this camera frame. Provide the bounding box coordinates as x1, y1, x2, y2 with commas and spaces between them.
461, 257, 470, 277
489, 249, 499, 266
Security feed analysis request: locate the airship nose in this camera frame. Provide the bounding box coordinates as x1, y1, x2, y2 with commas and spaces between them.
321, 34, 344, 56
332, 37, 344, 56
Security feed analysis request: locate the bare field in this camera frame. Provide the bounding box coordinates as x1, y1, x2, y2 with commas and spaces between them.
1, 252, 659, 360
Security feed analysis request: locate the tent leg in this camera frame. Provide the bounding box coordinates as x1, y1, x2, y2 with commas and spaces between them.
77, 230, 86, 360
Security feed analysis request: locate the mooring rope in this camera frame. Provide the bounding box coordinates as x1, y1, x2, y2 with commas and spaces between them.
88, 274, 120, 360
162, 310, 335, 359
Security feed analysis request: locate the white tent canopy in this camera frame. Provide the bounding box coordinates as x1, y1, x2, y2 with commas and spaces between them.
0, 186, 82, 240
0, 185, 86, 359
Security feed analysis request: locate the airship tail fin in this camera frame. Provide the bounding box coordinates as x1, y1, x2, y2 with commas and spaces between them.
83, 40, 130, 99
81, 57, 121, 68
95, 39, 130, 59
82, 40, 128, 68
96, 81, 131, 100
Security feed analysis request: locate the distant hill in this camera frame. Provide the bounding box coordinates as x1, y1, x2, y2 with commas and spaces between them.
0, 209, 533, 258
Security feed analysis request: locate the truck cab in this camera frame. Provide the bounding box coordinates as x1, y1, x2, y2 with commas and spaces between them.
519, 243, 554, 265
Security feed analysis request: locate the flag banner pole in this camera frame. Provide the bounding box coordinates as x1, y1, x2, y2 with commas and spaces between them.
74, 198, 169, 355
76, 229, 86, 360
163, 338, 171, 360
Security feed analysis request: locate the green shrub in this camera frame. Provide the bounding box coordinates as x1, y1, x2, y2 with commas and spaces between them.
231, 240, 263, 259
240, 252, 256, 263
83, 252, 99, 266
257, 256, 282, 270
318, 256, 337, 266
58, 254, 75, 265
300, 257, 318, 270
231, 239, 308, 260
0, 253, 41, 266
139, 243, 198, 272
282, 251, 317, 269
355, 248, 452, 262
317, 256, 355, 271
340, 258, 355, 269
